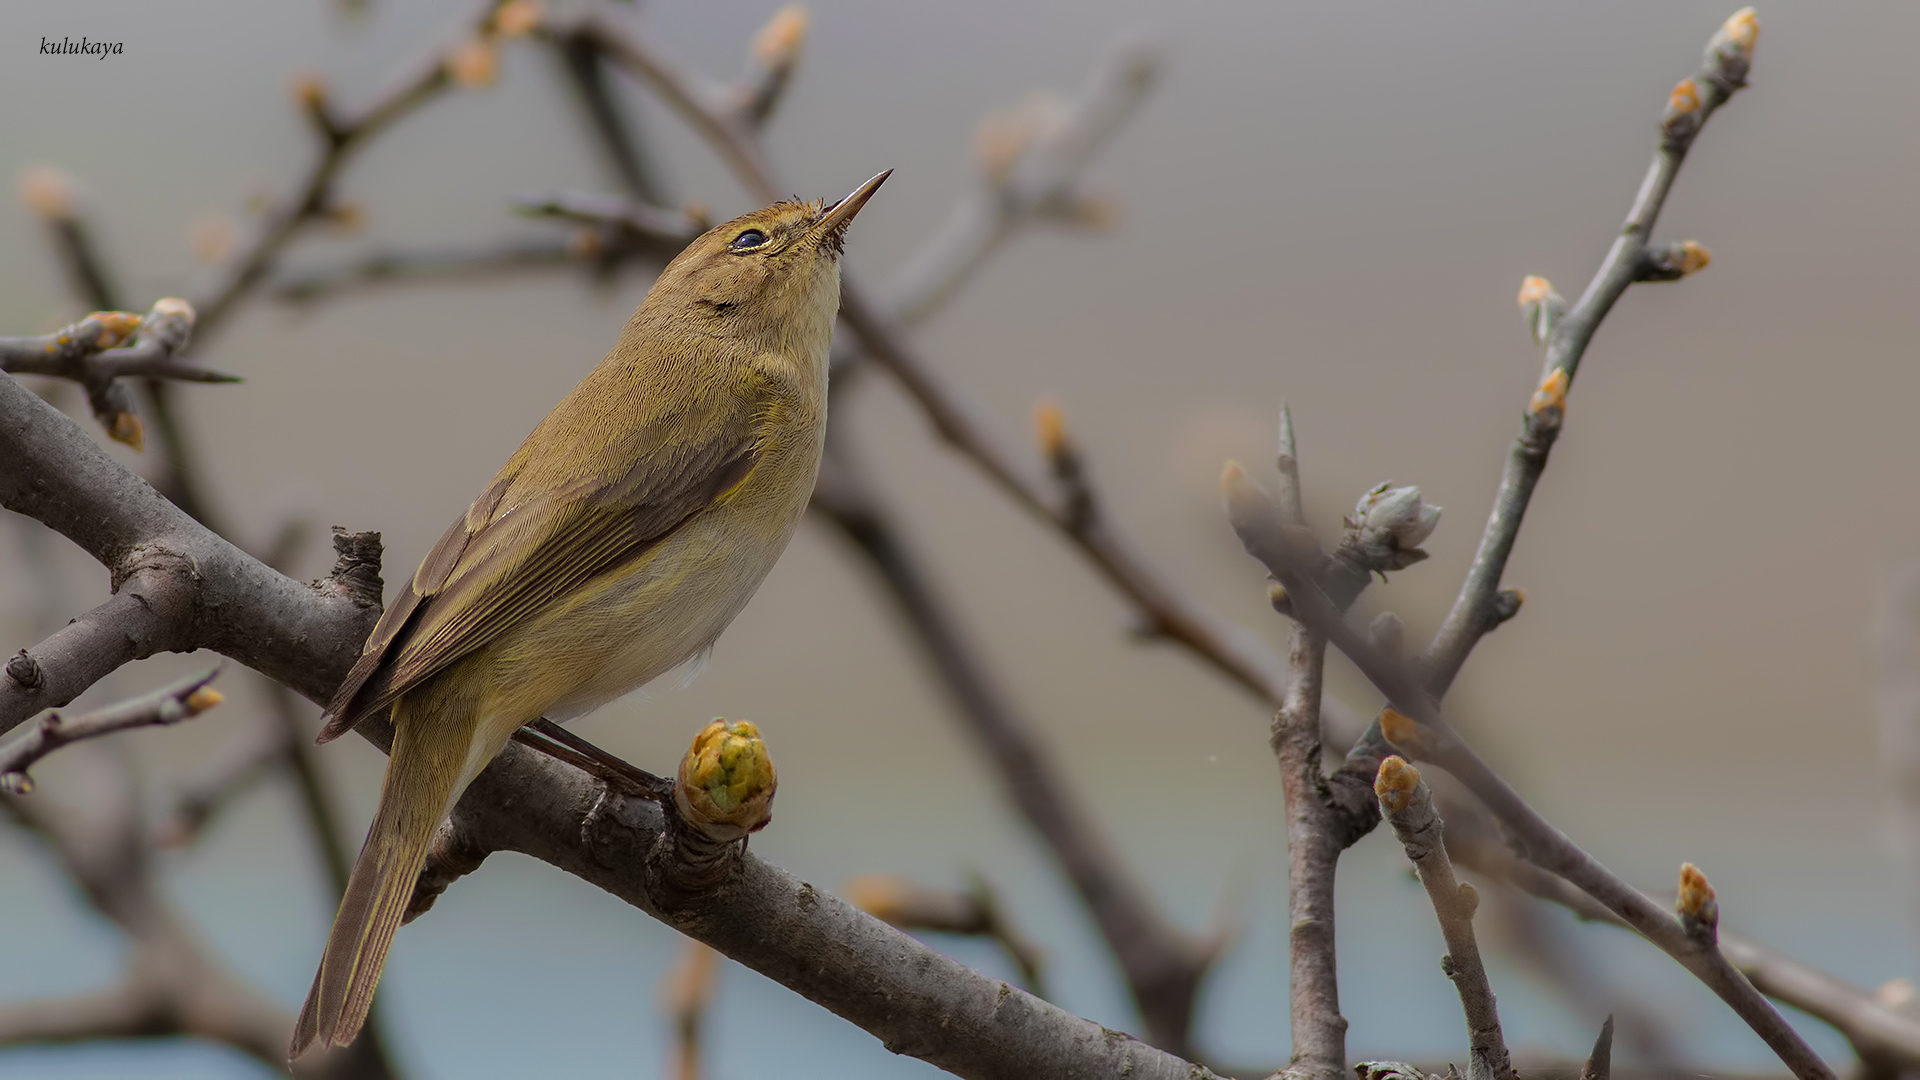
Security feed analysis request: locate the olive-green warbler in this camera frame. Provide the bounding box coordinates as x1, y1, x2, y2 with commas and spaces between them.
290, 170, 891, 1058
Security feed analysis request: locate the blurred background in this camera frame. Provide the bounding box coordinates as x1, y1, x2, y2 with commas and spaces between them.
2, 0, 1918, 1076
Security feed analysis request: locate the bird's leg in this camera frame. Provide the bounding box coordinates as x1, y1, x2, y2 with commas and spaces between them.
512, 718, 674, 802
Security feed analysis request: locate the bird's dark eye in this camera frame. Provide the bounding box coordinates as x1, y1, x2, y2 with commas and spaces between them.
730, 229, 768, 251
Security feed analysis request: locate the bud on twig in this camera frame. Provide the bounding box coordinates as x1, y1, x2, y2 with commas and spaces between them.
1378, 707, 1425, 757
1637, 240, 1712, 282
1528, 369, 1569, 428
1035, 398, 1094, 532
751, 5, 809, 72
1490, 587, 1525, 628
1345, 482, 1442, 573
675, 719, 777, 841
1517, 275, 1564, 347
1373, 754, 1422, 815
1676, 861, 1719, 941
1705, 8, 1759, 91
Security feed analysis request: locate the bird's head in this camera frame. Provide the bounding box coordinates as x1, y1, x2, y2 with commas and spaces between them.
647, 170, 891, 356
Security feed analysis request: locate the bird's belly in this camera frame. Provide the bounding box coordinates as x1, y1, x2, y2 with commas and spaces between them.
479, 461, 814, 725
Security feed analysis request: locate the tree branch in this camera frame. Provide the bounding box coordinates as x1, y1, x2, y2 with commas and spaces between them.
1374, 756, 1511, 1080
0, 668, 223, 795
1, 334, 1220, 1080
1223, 463, 1831, 1080
1421, 9, 1756, 692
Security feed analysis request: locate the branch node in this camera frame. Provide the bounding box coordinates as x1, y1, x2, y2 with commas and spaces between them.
5, 650, 45, 691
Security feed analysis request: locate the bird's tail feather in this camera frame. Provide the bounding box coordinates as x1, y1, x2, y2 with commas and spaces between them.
290, 700, 467, 1059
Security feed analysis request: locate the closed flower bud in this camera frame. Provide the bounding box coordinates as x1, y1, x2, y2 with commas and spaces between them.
142, 298, 197, 353
676, 718, 777, 836
1706, 8, 1759, 88
1517, 275, 1564, 346
1346, 483, 1441, 571
1529, 369, 1569, 423
1676, 861, 1719, 938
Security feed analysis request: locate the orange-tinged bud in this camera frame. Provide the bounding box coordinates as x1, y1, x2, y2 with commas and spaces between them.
107, 410, 145, 453
1516, 276, 1554, 308
493, 0, 542, 39
447, 38, 499, 89
17, 164, 75, 220
1034, 399, 1067, 459
1668, 79, 1701, 117
90, 311, 143, 350
184, 686, 225, 714
1374, 754, 1421, 814
1676, 862, 1719, 938
676, 718, 777, 834
325, 201, 367, 233
1379, 707, 1422, 754
1714, 8, 1759, 59
1679, 240, 1711, 275
1529, 368, 1569, 418
752, 4, 810, 68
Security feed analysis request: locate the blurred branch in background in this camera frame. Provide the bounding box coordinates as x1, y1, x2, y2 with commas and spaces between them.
661, 939, 718, 1080
845, 872, 1047, 997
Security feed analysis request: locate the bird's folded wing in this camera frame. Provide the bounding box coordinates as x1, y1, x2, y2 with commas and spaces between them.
318, 410, 760, 743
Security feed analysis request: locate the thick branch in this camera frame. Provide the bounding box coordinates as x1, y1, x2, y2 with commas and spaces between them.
1422, 10, 1756, 691
0, 372, 380, 736
1, 341, 1217, 1080
439, 741, 1219, 1080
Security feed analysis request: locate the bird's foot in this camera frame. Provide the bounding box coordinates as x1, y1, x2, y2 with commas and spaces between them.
512, 718, 674, 802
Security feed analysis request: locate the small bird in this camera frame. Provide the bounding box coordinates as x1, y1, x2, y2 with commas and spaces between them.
290, 170, 891, 1058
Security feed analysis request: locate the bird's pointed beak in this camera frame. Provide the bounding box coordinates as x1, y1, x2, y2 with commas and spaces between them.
815, 169, 892, 238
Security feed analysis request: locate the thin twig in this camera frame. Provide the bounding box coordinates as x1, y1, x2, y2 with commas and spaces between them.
845, 872, 1047, 999
1421, 9, 1755, 692
0, 300, 219, 452
1374, 756, 1511, 1080
883, 36, 1159, 326
1450, 828, 1920, 1068
0, 668, 223, 795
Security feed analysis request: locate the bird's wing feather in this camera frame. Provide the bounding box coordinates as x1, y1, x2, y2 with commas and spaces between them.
317, 389, 763, 743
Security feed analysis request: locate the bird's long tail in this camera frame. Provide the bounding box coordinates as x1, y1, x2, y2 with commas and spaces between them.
290, 696, 471, 1059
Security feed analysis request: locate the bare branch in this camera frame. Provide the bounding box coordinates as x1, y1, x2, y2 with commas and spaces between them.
884, 35, 1159, 326
724, 5, 809, 129
0, 757, 389, 1079
846, 872, 1047, 998
1451, 827, 1920, 1068
1223, 462, 1831, 1080
1, 668, 223, 795
1374, 756, 1511, 1080
1421, 9, 1758, 692
1580, 1016, 1614, 1080
0, 300, 224, 452
1, 339, 1223, 1076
